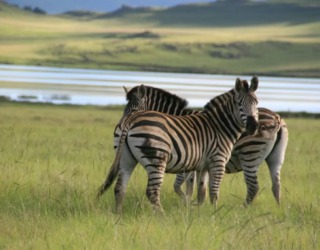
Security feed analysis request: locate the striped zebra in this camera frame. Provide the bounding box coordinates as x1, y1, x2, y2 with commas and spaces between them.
117, 84, 288, 206
97, 76, 259, 213
114, 85, 190, 151
174, 108, 288, 205
119, 84, 288, 206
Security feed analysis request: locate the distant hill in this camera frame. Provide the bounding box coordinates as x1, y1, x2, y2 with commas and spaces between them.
1, 0, 320, 78
64, 0, 320, 28
269, 0, 320, 6
61, 10, 102, 19
3, 0, 320, 27
5, 0, 320, 15
2, 0, 211, 14
0, 0, 44, 16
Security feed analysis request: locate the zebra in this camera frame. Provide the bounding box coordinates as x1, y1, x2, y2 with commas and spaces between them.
118, 84, 288, 206
119, 84, 189, 124
97, 76, 259, 213
114, 85, 190, 151
119, 84, 288, 206
173, 108, 289, 206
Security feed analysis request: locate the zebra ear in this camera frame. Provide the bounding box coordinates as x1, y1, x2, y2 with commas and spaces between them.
123, 86, 128, 95
235, 78, 243, 93
250, 75, 259, 92
243, 80, 249, 92
137, 84, 147, 99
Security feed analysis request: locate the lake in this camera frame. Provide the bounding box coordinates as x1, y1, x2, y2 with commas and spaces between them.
0, 64, 320, 113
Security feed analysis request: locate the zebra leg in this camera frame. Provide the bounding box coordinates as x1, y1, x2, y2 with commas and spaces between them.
196, 170, 208, 205
114, 144, 138, 214
186, 172, 196, 199
235, 136, 270, 205
242, 165, 260, 205
174, 172, 197, 204
173, 173, 188, 201
265, 122, 289, 205
208, 163, 225, 209
239, 148, 265, 205
145, 165, 166, 213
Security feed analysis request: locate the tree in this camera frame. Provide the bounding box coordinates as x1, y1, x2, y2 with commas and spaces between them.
33, 7, 46, 14
23, 6, 33, 11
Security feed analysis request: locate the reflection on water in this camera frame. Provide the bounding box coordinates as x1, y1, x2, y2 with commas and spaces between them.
0, 64, 320, 113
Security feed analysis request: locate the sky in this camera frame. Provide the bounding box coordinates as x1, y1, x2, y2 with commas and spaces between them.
5, 0, 213, 14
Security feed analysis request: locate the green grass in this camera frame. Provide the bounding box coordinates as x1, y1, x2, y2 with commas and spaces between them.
0, 1, 320, 77
1, 103, 320, 249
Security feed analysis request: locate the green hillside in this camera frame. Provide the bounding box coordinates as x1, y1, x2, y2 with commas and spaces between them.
96, 1, 320, 28
0, 0, 320, 77
0, 0, 34, 16
269, 0, 320, 6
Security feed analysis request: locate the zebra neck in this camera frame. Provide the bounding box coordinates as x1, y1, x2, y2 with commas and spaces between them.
203, 89, 244, 144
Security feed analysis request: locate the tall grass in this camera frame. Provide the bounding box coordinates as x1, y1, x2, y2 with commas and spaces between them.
0, 104, 319, 249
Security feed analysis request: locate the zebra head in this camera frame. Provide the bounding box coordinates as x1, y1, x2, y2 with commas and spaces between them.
234, 76, 259, 135
120, 84, 147, 122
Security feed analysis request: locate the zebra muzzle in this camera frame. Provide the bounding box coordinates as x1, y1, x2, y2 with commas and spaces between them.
246, 116, 258, 135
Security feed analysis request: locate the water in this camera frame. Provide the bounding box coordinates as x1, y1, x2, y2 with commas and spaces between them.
1, 64, 320, 113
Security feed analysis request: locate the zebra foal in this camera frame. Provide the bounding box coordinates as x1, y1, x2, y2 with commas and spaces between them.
98, 77, 259, 213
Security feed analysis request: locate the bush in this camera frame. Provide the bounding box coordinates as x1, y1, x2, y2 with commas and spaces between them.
23, 6, 33, 11
0, 95, 11, 102
33, 7, 46, 14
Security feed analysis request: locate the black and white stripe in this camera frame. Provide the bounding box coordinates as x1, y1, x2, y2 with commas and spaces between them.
98, 76, 259, 213
174, 108, 289, 205
119, 84, 288, 206
114, 85, 189, 150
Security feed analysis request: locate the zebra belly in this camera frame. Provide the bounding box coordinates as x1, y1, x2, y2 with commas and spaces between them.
166, 153, 206, 174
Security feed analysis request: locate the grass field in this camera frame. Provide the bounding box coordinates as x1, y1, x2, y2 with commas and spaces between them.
0, 1, 320, 77
1, 103, 319, 249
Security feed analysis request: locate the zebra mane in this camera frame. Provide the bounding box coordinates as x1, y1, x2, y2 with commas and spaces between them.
126, 85, 189, 112
203, 89, 236, 112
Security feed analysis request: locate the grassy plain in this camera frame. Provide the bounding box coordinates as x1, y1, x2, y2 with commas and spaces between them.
0, 1, 320, 77
0, 103, 319, 249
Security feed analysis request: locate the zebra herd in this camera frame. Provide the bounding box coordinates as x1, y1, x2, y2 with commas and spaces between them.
97, 76, 288, 213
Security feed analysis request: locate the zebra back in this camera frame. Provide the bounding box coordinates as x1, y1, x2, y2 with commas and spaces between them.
124, 84, 189, 117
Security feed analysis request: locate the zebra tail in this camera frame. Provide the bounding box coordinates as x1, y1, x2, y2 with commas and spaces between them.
97, 127, 129, 198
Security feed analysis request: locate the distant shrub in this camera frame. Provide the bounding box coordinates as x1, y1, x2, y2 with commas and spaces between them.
23, 6, 33, 11
33, 7, 46, 14
0, 95, 11, 102
129, 31, 160, 39
63, 10, 98, 17
161, 43, 179, 51
121, 4, 134, 10
45, 94, 71, 101
18, 95, 38, 99
209, 51, 241, 59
